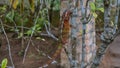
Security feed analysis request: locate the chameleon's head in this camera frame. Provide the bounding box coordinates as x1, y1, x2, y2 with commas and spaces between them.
62, 10, 72, 21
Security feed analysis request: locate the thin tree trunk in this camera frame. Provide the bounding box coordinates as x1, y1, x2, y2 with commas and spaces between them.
61, 0, 96, 68
91, 0, 120, 67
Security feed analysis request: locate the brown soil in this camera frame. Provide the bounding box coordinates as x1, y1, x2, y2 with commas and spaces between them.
1, 31, 120, 68
0, 33, 61, 68
99, 34, 120, 68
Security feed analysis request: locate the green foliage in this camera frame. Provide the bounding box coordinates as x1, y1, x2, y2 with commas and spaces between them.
5, 10, 28, 31
1, 58, 8, 68
96, 8, 104, 12
25, 24, 42, 36
45, 0, 60, 11
6, 10, 15, 22
90, 2, 104, 18
17, 32, 23, 38
52, 0, 60, 11
93, 13, 98, 18
90, 2, 96, 12
95, 0, 104, 7
25, 8, 49, 36
0, 5, 7, 14
0, 0, 59, 37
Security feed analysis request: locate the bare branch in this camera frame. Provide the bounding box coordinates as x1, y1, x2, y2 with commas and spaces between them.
0, 19, 15, 68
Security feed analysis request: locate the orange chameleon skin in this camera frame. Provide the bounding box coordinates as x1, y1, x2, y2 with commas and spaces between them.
41, 10, 72, 67
61, 10, 72, 44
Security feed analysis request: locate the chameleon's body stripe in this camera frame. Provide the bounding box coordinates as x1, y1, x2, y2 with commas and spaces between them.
41, 10, 72, 67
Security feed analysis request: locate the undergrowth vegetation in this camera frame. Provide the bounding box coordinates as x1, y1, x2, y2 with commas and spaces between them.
0, 0, 60, 37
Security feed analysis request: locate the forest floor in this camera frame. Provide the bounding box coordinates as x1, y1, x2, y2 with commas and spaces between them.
99, 34, 120, 68
1, 32, 120, 68
0, 32, 60, 68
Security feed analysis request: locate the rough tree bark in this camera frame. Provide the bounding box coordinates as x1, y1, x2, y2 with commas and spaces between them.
91, 0, 120, 68
61, 0, 96, 68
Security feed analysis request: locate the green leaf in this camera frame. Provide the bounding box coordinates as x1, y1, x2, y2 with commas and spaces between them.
23, 18, 28, 23
36, 27, 41, 31
93, 12, 98, 18
6, 10, 15, 22
18, 33, 23, 38
0, 5, 7, 12
53, 0, 60, 10
25, 30, 32, 36
1, 58, 8, 68
90, 2, 96, 12
97, 8, 104, 12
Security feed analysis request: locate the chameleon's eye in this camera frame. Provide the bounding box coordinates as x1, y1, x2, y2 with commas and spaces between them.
62, 10, 72, 21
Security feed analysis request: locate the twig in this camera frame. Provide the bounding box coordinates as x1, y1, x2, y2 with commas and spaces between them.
0, 19, 15, 68
7, 9, 19, 34
30, 39, 57, 63
22, 14, 39, 63
44, 23, 58, 41
22, 1, 43, 62
40, 33, 58, 40
23, 0, 58, 64
2, 24, 31, 30
42, 0, 58, 41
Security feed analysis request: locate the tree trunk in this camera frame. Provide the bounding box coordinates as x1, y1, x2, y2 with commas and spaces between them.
61, 0, 96, 68
91, 0, 120, 67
